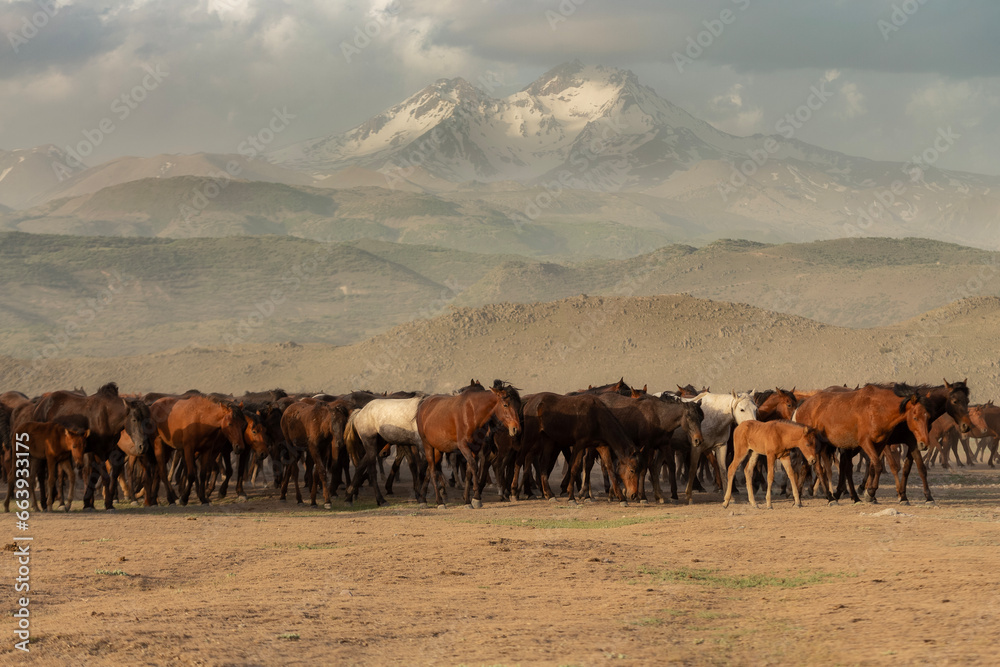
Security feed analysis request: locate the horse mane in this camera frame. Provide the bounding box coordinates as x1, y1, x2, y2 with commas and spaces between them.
491, 379, 521, 403
752, 389, 775, 403
95, 382, 120, 399
686, 399, 705, 424
656, 393, 684, 404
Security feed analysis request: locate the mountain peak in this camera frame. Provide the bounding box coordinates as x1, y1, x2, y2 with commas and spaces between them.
523, 61, 638, 97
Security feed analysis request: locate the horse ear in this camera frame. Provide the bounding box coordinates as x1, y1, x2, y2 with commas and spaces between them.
642, 385, 647, 393
943, 378, 951, 389
677, 385, 684, 392
909, 394, 920, 405
731, 390, 737, 399
791, 386, 796, 394
588, 385, 593, 390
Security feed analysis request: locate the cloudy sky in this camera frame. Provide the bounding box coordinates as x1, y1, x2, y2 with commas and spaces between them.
2, 0, 999, 175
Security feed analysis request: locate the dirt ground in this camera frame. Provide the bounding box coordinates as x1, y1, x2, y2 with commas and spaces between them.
4, 464, 1000, 666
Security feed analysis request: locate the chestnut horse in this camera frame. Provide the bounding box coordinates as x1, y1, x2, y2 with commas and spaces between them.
416, 380, 521, 508
723, 420, 819, 509
149, 395, 256, 505
793, 385, 931, 504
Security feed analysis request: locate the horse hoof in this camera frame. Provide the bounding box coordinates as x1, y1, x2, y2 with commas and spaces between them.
417, 503, 428, 509
619, 501, 628, 508
657, 498, 665, 505
296, 501, 304, 506
201, 501, 210, 506
639, 499, 649, 505
471, 499, 482, 509
899, 500, 910, 506
567, 499, 578, 507
323, 503, 332, 510
237, 495, 248, 503
925, 500, 937, 506
828, 500, 838, 506
548, 497, 558, 503
83, 506, 96, 513
437, 504, 447, 510
464, 503, 474, 510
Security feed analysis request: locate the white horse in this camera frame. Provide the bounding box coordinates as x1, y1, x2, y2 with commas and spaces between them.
344, 397, 424, 507
680, 391, 758, 504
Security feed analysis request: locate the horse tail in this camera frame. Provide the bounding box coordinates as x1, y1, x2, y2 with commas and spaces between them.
343, 410, 364, 466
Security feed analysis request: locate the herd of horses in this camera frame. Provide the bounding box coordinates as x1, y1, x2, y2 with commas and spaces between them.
2, 377, 999, 513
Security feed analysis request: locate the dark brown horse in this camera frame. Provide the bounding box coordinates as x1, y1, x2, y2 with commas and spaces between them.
4, 421, 88, 512
595, 393, 704, 504
279, 400, 350, 508
416, 380, 521, 508
793, 385, 931, 504
517, 392, 640, 504
27, 383, 153, 510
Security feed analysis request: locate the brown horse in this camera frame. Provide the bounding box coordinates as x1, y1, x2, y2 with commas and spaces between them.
4, 422, 88, 512
27, 383, 153, 510
856, 380, 973, 504
753, 388, 798, 422
723, 420, 819, 509
416, 380, 521, 508
595, 393, 703, 504
279, 400, 350, 508
793, 385, 931, 504
149, 395, 255, 505
516, 392, 641, 504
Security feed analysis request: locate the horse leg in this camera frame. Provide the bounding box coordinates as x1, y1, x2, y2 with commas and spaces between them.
765, 454, 778, 509
219, 452, 234, 501
881, 447, 906, 504
743, 452, 759, 508
684, 446, 702, 505
385, 446, 402, 496
722, 444, 746, 508
908, 448, 934, 503
234, 448, 250, 501
860, 440, 883, 503
780, 455, 802, 507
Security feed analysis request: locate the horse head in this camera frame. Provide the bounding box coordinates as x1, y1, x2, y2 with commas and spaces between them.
64, 426, 90, 468
732, 392, 758, 424
901, 394, 931, 450
682, 399, 704, 449
490, 380, 522, 437
942, 378, 973, 434
123, 398, 155, 457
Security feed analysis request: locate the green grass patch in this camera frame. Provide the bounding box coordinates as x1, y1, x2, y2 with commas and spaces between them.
278, 633, 300, 641
95, 568, 133, 577
638, 566, 851, 589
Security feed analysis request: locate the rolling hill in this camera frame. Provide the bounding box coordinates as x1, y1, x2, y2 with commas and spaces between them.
0, 233, 997, 362
3, 293, 998, 400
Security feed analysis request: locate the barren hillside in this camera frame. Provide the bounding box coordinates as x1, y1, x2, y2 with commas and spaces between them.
3, 294, 997, 400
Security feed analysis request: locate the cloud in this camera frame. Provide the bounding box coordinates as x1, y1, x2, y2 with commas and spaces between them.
0, 0, 997, 177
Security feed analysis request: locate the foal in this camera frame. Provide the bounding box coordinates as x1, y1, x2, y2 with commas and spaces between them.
723, 420, 819, 509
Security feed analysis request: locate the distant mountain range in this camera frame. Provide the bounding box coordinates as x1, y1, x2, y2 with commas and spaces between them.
2, 61, 998, 252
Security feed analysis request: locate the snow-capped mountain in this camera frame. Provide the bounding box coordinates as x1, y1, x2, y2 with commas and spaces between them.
267, 61, 1000, 248
267, 61, 921, 188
